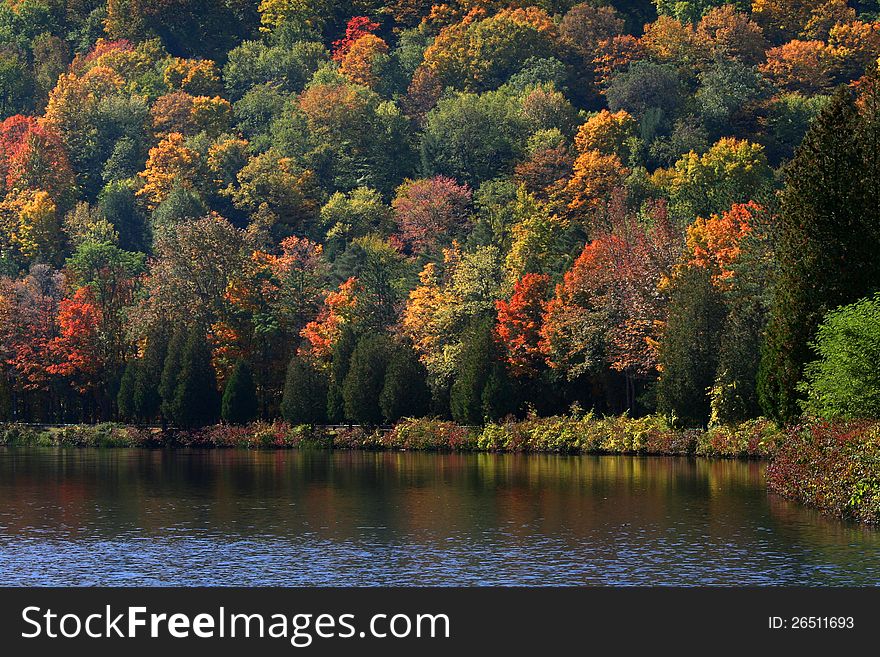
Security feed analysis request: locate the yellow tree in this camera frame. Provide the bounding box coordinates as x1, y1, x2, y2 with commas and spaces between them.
137, 132, 202, 210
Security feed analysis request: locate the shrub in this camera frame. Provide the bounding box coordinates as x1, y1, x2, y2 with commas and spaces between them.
767, 420, 880, 523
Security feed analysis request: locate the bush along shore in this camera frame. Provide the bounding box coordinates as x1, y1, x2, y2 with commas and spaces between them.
0, 415, 781, 457
2, 415, 877, 524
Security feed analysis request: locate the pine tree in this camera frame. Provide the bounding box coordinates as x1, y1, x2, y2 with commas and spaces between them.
159, 328, 187, 423
117, 359, 138, 422
450, 318, 496, 425
758, 81, 880, 423
133, 327, 168, 424
380, 344, 430, 423
221, 359, 258, 424
171, 329, 220, 428
281, 355, 328, 425
657, 265, 725, 427
327, 326, 356, 423
342, 332, 390, 425
481, 363, 515, 421
0, 374, 12, 422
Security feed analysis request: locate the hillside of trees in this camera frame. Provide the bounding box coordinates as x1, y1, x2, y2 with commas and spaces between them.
0, 0, 878, 428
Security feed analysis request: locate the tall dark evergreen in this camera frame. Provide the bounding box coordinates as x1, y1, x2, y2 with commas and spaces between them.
342, 332, 391, 426
133, 326, 169, 423
281, 354, 328, 425
116, 359, 138, 422
450, 318, 497, 425
159, 328, 187, 423
657, 265, 725, 427
221, 359, 258, 424
380, 344, 431, 423
171, 329, 220, 428
481, 363, 516, 421
758, 83, 880, 423
327, 326, 356, 423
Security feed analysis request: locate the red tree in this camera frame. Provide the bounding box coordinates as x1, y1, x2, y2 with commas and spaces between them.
496, 273, 550, 378
47, 287, 104, 394
391, 176, 472, 253
0, 115, 75, 202
332, 17, 380, 61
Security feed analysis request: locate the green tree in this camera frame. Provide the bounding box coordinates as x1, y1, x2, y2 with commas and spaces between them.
481, 363, 516, 422
799, 294, 880, 420
327, 326, 356, 423
422, 89, 528, 186
342, 333, 391, 425
221, 359, 258, 424
759, 82, 880, 423
281, 354, 328, 425
134, 328, 168, 423
159, 328, 187, 423
657, 266, 726, 427
380, 344, 431, 423
450, 318, 497, 425
117, 359, 138, 422
172, 329, 220, 428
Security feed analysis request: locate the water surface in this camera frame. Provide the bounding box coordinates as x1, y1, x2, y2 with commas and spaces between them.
0, 448, 877, 586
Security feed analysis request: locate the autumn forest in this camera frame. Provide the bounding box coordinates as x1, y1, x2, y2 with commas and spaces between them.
0, 0, 879, 431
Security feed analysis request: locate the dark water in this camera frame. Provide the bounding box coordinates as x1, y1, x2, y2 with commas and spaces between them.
0, 448, 877, 586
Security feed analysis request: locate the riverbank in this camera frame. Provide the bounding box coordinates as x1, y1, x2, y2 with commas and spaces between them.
2, 415, 878, 523
0, 415, 780, 457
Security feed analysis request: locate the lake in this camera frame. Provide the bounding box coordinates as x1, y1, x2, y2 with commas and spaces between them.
0, 448, 877, 586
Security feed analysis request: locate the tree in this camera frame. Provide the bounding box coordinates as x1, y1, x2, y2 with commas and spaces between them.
661, 137, 772, 221
137, 132, 202, 210
657, 265, 726, 427
339, 34, 390, 90
759, 81, 880, 423
281, 354, 328, 425
760, 40, 834, 94
696, 6, 767, 65
799, 294, 880, 420
159, 328, 187, 423
605, 61, 684, 124
422, 8, 558, 92
496, 273, 550, 378
134, 326, 168, 423
450, 318, 498, 425
540, 238, 619, 380
391, 176, 472, 253
171, 328, 220, 428
228, 149, 320, 237
342, 332, 390, 425
380, 344, 430, 423
422, 89, 528, 186
117, 359, 138, 422
559, 4, 625, 64
221, 359, 258, 424
325, 325, 356, 424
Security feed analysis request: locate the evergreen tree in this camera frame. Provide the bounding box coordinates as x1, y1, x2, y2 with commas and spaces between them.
0, 375, 12, 422
657, 265, 726, 427
171, 330, 220, 428
342, 332, 391, 425
134, 327, 168, 423
759, 82, 880, 423
481, 363, 516, 422
450, 318, 496, 425
221, 359, 258, 424
159, 328, 187, 423
117, 359, 138, 422
327, 326, 357, 423
281, 354, 329, 425
380, 344, 430, 423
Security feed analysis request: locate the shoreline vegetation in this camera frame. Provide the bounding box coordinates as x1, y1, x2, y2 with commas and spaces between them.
2, 415, 877, 524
